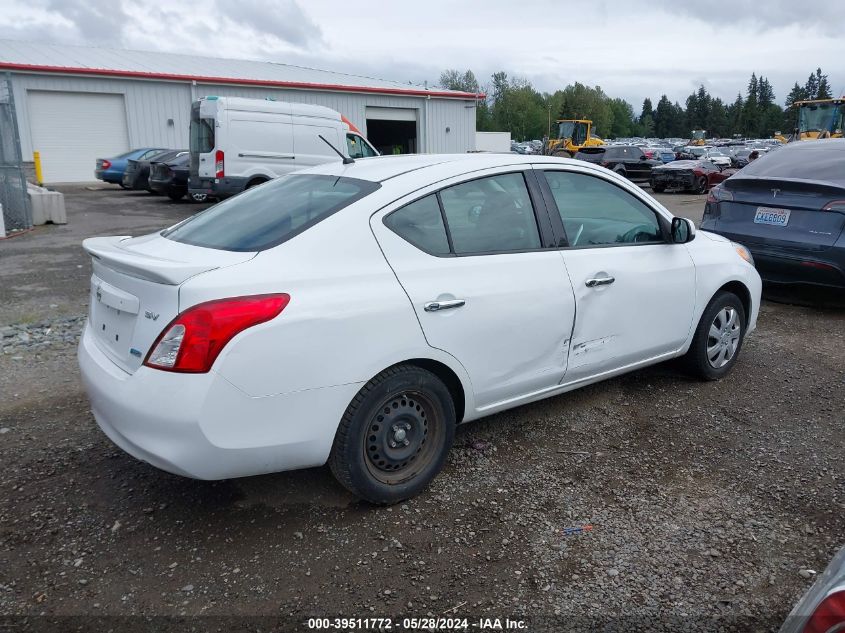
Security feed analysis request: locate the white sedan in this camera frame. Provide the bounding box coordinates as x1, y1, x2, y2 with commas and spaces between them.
78, 154, 761, 504
702, 148, 732, 167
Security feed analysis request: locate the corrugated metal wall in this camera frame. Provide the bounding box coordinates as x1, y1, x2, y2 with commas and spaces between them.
11, 74, 192, 156
10, 72, 477, 166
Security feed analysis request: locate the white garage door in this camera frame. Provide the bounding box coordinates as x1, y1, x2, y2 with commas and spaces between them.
28, 91, 130, 183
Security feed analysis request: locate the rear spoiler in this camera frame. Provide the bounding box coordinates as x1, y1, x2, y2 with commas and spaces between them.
82, 236, 220, 285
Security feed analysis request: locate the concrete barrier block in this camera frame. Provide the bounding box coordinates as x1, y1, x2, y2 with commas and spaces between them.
28, 184, 67, 225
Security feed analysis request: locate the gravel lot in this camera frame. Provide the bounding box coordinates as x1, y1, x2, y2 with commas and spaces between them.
0, 184, 842, 632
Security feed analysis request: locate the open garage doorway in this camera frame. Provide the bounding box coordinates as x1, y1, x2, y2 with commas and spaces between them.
365, 107, 418, 154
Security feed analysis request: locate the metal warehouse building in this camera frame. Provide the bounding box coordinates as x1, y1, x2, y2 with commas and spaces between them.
0, 40, 481, 183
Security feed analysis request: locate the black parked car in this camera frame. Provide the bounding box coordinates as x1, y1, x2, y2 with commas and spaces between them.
573, 146, 660, 182
122, 150, 187, 191
149, 152, 207, 202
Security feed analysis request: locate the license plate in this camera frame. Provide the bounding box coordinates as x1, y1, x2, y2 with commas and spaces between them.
754, 207, 791, 226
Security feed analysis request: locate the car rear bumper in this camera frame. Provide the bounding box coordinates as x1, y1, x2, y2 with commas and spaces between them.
148, 178, 182, 196
78, 323, 362, 479
651, 173, 695, 188
705, 231, 845, 288
96, 169, 124, 184
188, 176, 248, 199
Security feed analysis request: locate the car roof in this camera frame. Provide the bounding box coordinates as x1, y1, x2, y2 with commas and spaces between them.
301, 153, 550, 183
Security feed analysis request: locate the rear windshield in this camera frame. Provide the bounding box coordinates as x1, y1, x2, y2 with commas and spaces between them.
738, 145, 845, 185
163, 175, 380, 252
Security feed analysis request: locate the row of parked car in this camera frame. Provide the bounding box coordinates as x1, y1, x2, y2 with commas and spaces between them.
572, 141, 784, 194
94, 147, 205, 202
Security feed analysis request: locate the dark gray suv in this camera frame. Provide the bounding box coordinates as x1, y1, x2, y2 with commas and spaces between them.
701, 140, 845, 288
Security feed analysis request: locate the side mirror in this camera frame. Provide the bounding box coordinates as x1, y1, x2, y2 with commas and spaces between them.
640, 155, 648, 160
671, 217, 696, 244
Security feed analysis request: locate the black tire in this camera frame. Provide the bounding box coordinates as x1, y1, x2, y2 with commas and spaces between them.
651, 183, 665, 193
682, 291, 746, 380
167, 191, 184, 201
614, 167, 627, 179
695, 176, 709, 194
329, 365, 456, 504
118, 183, 129, 190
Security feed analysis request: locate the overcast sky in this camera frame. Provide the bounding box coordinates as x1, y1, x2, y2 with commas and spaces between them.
1, 0, 843, 110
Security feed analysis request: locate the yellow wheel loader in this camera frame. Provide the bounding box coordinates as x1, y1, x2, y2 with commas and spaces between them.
544, 119, 604, 157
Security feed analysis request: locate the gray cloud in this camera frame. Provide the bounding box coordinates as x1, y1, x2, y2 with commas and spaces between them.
216, 0, 322, 48
0, 0, 842, 111
653, 0, 843, 34
46, 0, 128, 46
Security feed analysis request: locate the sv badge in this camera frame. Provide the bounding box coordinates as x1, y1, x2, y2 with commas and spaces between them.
144, 310, 160, 321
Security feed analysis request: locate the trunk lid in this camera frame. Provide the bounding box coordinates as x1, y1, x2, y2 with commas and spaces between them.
83, 234, 255, 373
718, 177, 845, 250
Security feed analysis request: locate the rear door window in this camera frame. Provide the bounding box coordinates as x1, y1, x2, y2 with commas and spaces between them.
190, 118, 215, 154
439, 173, 541, 254
163, 174, 380, 252
384, 195, 450, 255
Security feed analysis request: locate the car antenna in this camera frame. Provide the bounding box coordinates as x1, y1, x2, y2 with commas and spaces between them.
319, 135, 354, 165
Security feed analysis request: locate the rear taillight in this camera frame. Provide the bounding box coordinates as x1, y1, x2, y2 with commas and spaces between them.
822, 200, 845, 212
102, 160, 112, 170
144, 294, 290, 373
215, 150, 224, 179
706, 185, 734, 203
803, 589, 845, 633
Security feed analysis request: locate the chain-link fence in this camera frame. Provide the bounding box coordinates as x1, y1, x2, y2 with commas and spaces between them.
0, 72, 32, 231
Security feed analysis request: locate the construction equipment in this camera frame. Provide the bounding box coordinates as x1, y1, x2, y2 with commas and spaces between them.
689, 130, 708, 146
775, 98, 844, 143
544, 119, 603, 157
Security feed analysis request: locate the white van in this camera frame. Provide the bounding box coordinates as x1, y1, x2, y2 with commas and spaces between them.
188, 96, 378, 198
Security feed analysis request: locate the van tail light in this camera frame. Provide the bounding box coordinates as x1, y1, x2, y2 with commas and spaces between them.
144, 294, 290, 373
215, 150, 225, 178
102, 160, 112, 170
822, 200, 845, 212
802, 589, 845, 633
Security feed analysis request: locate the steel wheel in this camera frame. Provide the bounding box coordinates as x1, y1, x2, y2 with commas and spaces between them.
363, 390, 441, 485
706, 306, 741, 369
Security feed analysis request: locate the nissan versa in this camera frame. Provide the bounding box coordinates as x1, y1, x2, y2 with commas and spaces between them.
78, 154, 761, 504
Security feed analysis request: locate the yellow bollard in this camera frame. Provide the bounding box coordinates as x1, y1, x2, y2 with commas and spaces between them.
33, 151, 44, 186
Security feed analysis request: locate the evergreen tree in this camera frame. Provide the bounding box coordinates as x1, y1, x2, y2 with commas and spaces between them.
706, 98, 728, 137
672, 102, 687, 137
654, 95, 673, 138
758, 77, 775, 108
639, 98, 654, 126
804, 69, 820, 99
742, 74, 759, 137
728, 93, 744, 136
816, 69, 832, 99
783, 83, 807, 133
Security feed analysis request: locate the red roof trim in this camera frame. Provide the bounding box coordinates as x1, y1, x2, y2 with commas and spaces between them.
0, 62, 486, 99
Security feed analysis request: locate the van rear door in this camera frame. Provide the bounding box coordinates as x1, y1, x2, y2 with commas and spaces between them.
190, 100, 217, 181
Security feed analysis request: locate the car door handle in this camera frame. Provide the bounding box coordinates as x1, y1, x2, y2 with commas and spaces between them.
424, 299, 466, 312
585, 276, 615, 288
